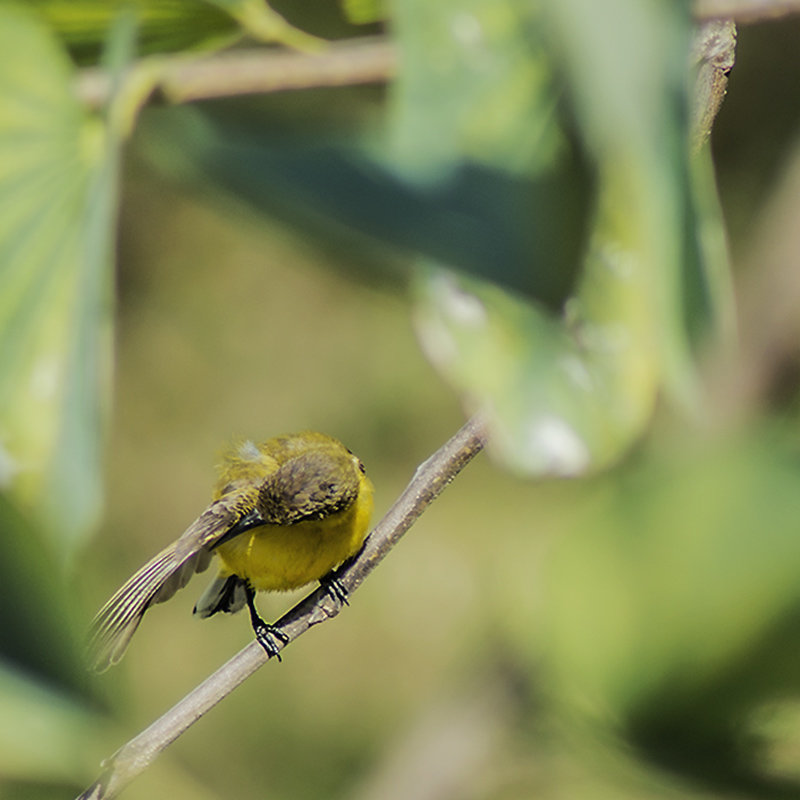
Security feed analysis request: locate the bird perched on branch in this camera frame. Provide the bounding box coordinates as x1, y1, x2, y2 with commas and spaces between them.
88, 431, 374, 672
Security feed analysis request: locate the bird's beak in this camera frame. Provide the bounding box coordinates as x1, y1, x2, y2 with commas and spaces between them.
212, 507, 265, 548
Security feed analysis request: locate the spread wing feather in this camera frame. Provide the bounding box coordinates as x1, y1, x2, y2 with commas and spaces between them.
87, 496, 249, 672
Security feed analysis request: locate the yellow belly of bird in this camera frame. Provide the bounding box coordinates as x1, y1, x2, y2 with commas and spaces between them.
214, 499, 372, 592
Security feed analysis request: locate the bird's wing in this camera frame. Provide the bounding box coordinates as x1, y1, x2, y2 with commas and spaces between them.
88, 493, 254, 672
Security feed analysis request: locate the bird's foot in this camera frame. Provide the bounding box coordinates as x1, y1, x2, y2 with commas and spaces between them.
252, 619, 289, 661
246, 584, 288, 661
319, 571, 349, 606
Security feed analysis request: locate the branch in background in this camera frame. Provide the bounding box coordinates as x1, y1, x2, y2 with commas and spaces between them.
694, 0, 800, 21
691, 18, 737, 150
73, 1, 800, 115
75, 414, 488, 800
72, 2, 800, 112
75, 36, 397, 109
72, 0, 798, 112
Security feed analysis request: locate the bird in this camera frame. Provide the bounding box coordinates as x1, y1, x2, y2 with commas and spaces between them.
88, 431, 374, 672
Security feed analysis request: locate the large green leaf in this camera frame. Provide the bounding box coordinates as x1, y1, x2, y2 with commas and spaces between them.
0, 495, 99, 789
540, 431, 800, 792
414, 266, 654, 475
136, 102, 588, 306
27, 0, 239, 63
133, 0, 731, 480
406, 0, 722, 476
0, 662, 97, 786
0, 6, 119, 555
388, 0, 562, 178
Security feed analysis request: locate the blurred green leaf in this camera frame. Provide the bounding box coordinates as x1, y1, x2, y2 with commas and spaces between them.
0, 662, 96, 786
133, 0, 714, 479
387, 0, 592, 303
0, 497, 86, 692
207, 0, 323, 49
388, 0, 562, 178
407, 0, 726, 476
0, 6, 120, 555
0, 496, 98, 793
27, 0, 239, 63
541, 430, 800, 793
340, 0, 386, 25
414, 267, 655, 475
134, 0, 732, 481
137, 103, 588, 306
541, 0, 702, 399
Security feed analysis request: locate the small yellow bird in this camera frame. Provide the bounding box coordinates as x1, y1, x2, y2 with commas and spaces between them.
88, 432, 374, 672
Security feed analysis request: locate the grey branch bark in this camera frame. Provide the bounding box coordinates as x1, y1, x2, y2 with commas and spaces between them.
694, 0, 800, 21
691, 19, 737, 150
76, 414, 488, 800
72, 2, 799, 111
75, 36, 396, 109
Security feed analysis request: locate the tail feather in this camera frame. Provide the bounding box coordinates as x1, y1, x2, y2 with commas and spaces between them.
193, 573, 248, 618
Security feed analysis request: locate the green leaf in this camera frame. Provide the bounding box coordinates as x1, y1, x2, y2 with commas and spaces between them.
134, 0, 732, 482
0, 497, 86, 692
207, 0, 323, 49
340, 0, 386, 25
137, 103, 588, 307
404, 0, 725, 476
27, 0, 240, 62
389, 0, 563, 178
0, 496, 99, 788
0, 662, 97, 785
540, 431, 800, 791
0, 6, 119, 555
541, 0, 700, 403
414, 267, 656, 475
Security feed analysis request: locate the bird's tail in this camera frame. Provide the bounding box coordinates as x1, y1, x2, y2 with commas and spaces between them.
193, 573, 248, 618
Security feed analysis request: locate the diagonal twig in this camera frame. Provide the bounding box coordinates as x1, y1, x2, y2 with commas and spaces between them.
76, 413, 488, 800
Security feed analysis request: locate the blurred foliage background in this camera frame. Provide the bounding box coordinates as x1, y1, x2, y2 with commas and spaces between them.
2, 1, 800, 799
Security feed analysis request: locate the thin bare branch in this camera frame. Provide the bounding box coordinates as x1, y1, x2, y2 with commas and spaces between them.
694, 0, 800, 22
72, 2, 800, 112
691, 18, 737, 150
76, 414, 488, 800
75, 36, 396, 110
